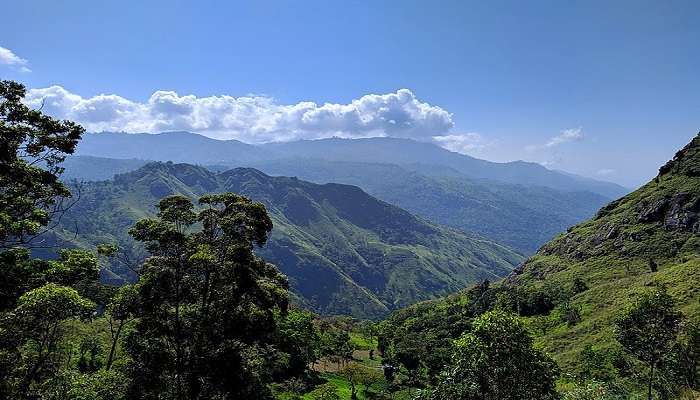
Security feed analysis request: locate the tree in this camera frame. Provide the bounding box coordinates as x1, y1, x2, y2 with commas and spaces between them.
558, 300, 582, 327
614, 287, 682, 400
359, 320, 378, 357
277, 309, 320, 376
671, 318, 700, 390
124, 193, 290, 399
309, 382, 341, 400
571, 278, 588, 295
339, 364, 380, 400
648, 259, 658, 273
3, 283, 95, 395
104, 284, 138, 371
358, 366, 384, 398
0, 80, 84, 248
0, 247, 99, 312
0, 80, 103, 399
319, 324, 355, 369
425, 310, 559, 400
577, 345, 616, 383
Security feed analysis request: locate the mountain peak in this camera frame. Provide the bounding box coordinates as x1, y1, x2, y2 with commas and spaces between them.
658, 131, 700, 178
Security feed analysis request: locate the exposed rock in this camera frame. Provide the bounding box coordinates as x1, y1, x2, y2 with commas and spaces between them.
663, 192, 700, 231
657, 132, 700, 177
637, 197, 670, 223
605, 225, 620, 240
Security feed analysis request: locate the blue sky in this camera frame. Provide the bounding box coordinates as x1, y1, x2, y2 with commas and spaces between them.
1, 0, 699, 187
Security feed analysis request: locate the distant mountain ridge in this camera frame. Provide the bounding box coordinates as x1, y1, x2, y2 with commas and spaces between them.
52, 162, 523, 318
248, 158, 610, 254
61, 155, 612, 254
76, 131, 628, 198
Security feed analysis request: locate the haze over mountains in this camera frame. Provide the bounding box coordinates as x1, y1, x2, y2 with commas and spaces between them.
76, 131, 628, 198
67, 131, 629, 254
52, 162, 522, 318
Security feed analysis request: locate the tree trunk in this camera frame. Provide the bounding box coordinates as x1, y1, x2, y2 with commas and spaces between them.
648, 362, 655, 400
105, 321, 123, 371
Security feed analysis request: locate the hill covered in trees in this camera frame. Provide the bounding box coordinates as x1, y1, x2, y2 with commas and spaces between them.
250, 158, 610, 254
377, 133, 700, 398
61, 154, 612, 254
51, 162, 522, 319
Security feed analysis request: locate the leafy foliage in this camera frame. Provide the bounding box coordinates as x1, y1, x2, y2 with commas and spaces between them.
378, 132, 700, 399
0, 80, 84, 247
422, 310, 559, 400
124, 193, 289, 399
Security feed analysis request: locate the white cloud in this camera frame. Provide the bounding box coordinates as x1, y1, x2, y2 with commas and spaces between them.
24, 86, 453, 143
526, 127, 585, 152
432, 133, 492, 155
0, 46, 31, 72
545, 127, 584, 147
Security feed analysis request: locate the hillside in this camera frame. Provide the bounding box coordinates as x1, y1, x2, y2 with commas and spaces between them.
61, 155, 150, 181
379, 132, 700, 376
51, 163, 522, 319
62, 154, 612, 255
75, 131, 271, 164
75, 132, 628, 198
508, 132, 700, 366
252, 158, 609, 254
259, 136, 629, 198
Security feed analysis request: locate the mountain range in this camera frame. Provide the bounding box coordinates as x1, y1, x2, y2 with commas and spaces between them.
75, 131, 628, 198
51, 162, 522, 319
67, 131, 629, 254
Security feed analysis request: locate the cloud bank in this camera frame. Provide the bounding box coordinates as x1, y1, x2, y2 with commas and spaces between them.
0, 46, 31, 73
24, 86, 454, 143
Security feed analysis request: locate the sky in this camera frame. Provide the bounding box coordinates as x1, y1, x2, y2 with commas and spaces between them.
1, 0, 699, 187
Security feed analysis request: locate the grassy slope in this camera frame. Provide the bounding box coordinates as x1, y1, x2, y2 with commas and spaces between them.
381, 132, 700, 375
514, 166, 700, 368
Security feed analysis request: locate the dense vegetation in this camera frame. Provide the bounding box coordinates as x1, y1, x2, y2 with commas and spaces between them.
48, 162, 521, 319
249, 159, 611, 254
0, 80, 382, 399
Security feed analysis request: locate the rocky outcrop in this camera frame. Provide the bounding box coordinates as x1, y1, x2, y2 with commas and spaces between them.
636, 192, 700, 232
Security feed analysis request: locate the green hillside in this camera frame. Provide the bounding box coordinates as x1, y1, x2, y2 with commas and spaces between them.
377, 133, 700, 396
509, 132, 700, 366
51, 162, 522, 319
253, 158, 610, 254
61, 155, 613, 254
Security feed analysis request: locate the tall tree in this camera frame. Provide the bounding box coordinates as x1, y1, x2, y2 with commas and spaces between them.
614, 287, 682, 400
0, 80, 101, 399
124, 193, 289, 399
0, 282, 96, 397
0, 80, 84, 248
424, 310, 559, 400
